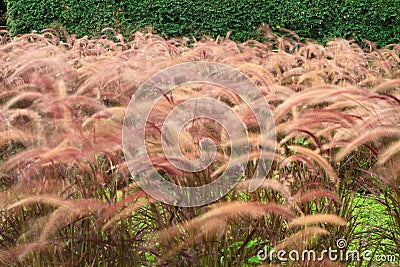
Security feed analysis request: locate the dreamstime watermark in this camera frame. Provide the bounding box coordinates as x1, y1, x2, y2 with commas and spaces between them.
257, 239, 397, 263
122, 62, 276, 207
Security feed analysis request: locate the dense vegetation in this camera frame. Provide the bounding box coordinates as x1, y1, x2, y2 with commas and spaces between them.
4, 0, 400, 47
0, 0, 6, 26
0, 27, 399, 266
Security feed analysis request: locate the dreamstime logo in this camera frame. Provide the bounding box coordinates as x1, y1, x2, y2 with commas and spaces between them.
257, 239, 397, 263
122, 62, 276, 207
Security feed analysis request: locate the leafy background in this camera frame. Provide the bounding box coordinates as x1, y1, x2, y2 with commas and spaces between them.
4, 0, 400, 47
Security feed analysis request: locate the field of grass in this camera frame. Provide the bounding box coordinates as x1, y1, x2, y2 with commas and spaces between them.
0, 27, 399, 266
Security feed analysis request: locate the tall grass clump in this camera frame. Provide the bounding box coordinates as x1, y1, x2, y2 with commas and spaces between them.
0, 27, 399, 266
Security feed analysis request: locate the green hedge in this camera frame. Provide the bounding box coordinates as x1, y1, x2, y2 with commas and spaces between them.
0, 0, 6, 26
5, 0, 400, 46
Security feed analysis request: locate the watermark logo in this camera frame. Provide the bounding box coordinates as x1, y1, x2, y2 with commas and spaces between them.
336, 238, 347, 249
257, 239, 397, 263
123, 62, 276, 207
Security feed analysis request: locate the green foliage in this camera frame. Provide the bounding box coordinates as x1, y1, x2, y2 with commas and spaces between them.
0, 0, 6, 26
5, 0, 400, 46
347, 194, 400, 266
5, 0, 125, 37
